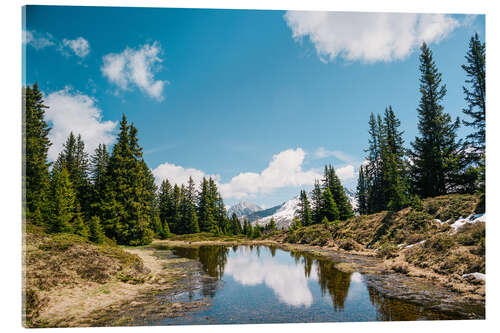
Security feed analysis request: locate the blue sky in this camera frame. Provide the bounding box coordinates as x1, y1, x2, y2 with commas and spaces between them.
23, 6, 485, 208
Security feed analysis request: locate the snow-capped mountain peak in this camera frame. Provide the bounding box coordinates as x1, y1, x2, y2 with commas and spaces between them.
227, 200, 263, 218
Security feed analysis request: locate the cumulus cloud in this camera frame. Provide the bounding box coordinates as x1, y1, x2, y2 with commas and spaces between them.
61, 37, 90, 57
152, 162, 220, 188
44, 88, 118, 161
23, 30, 55, 49
336, 164, 355, 181
225, 249, 314, 307
219, 148, 321, 199
152, 148, 355, 200
101, 42, 167, 100
284, 11, 459, 63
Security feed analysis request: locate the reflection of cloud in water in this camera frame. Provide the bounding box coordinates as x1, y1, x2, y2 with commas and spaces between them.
351, 272, 363, 283
225, 253, 314, 307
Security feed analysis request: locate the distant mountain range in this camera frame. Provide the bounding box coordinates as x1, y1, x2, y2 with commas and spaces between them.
227, 188, 357, 230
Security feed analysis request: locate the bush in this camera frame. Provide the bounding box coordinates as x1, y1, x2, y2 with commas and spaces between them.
377, 242, 398, 258
337, 238, 354, 251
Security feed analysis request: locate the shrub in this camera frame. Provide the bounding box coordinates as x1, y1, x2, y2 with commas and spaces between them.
377, 242, 398, 258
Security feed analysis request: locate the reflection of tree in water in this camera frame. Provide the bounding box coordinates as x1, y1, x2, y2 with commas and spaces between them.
368, 287, 451, 321
316, 260, 352, 311
303, 254, 314, 279
198, 246, 229, 279
269, 246, 277, 257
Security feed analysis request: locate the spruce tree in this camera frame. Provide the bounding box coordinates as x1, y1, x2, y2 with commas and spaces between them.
197, 178, 217, 232
89, 216, 105, 244
158, 179, 173, 233
365, 113, 384, 213
297, 190, 312, 226
409, 43, 463, 198
462, 33, 486, 193
380, 107, 410, 210
101, 115, 153, 245
24, 83, 51, 225
230, 213, 242, 235
53, 133, 92, 219
356, 165, 369, 215
48, 167, 76, 234
462, 33, 486, 158
323, 165, 354, 220
90, 144, 109, 218
311, 180, 323, 224
319, 187, 340, 222
181, 177, 200, 234
171, 184, 182, 234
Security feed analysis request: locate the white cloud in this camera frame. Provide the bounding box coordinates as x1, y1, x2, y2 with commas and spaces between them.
336, 164, 355, 181
23, 30, 55, 49
314, 147, 353, 163
225, 249, 314, 307
284, 12, 459, 63
44, 88, 118, 161
152, 148, 355, 200
61, 37, 90, 57
219, 148, 321, 199
101, 42, 167, 101
152, 162, 220, 188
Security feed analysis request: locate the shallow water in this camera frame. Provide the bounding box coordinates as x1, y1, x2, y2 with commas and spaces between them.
152, 245, 467, 325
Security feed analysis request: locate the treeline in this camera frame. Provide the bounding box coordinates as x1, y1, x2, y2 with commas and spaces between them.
293, 165, 354, 228
23, 88, 253, 245
356, 35, 485, 215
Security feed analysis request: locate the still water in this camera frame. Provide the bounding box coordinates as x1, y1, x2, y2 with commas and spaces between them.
154, 245, 458, 325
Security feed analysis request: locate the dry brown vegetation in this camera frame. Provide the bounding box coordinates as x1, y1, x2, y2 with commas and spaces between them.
22, 225, 209, 327
268, 194, 485, 298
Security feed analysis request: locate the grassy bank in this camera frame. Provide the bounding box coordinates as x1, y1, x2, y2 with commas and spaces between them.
22, 224, 209, 327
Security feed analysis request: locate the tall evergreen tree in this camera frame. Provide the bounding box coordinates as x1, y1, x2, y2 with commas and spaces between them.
197, 178, 217, 232
48, 167, 77, 234
356, 165, 369, 215
319, 187, 340, 222
90, 144, 110, 218
409, 43, 463, 198
311, 181, 323, 224
462, 33, 486, 193
180, 177, 200, 234
380, 107, 410, 210
158, 179, 173, 233
365, 113, 384, 213
462, 33, 486, 158
297, 190, 312, 226
101, 115, 153, 245
230, 213, 242, 235
323, 165, 354, 220
24, 83, 51, 225
53, 133, 92, 219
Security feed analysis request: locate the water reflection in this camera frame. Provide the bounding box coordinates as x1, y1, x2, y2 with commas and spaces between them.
164, 245, 467, 323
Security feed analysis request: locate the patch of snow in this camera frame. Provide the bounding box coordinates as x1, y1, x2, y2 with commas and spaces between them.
450, 214, 485, 234
462, 272, 485, 281
405, 240, 426, 249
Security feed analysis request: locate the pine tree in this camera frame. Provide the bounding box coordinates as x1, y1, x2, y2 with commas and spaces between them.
319, 187, 340, 222
90, 144, 109, 218
158, 179, 173, 233
356, 165, 369, 215
462, 33, 486, 193
88, 216, 105, 244
53, 133, 92, 219
197, 178, 217, 232
323, 165, 354, 220
171, 184, 182, 234
101, 115, 153, 245
365, 113, 384, 213
409, 43, 463, 198
311, 180, 323, 224
267, 218, 277, 232
230, 213, 242, 235
380, 107, 410, 210
462, 33, 486, 158
24, 83, 51, 225
48, 167, 76, 234
180, 178, 200, 234
297, 190, 312, 226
